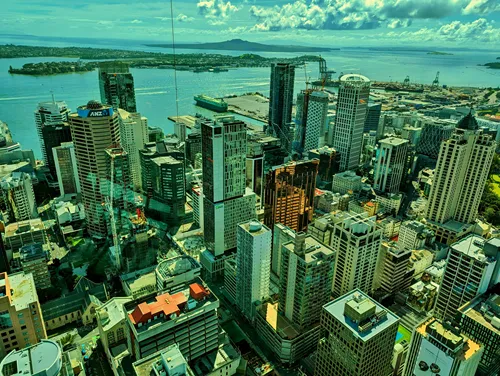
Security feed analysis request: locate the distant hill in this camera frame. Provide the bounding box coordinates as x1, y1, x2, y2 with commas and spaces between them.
145, 39, 337, 53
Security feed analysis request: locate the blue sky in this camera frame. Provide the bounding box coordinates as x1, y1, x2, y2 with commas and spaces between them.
2, 0, 500, 47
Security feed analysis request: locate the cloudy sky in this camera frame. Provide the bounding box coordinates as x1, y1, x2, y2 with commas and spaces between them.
2, 0, 500, 48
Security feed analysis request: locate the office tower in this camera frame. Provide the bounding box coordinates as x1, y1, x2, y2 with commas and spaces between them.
458, 291, 500, 376
404, 318, 482, 376
150, 156, 186, 226
125, 278, 219, 361
416, 118, 455, 159
434, 235, 500, 321
398, 220, 432, 251
308, 146, 340, 189
118, 109, 148, 190
0, 272, 47, 358
255, 234, 335, 364
271, 223, 296, 278
373, 137, 409, 194
330, 211, 382, 297
0, 172, 37, 223
104, 147, 132, 212
98, 62, 137, 112
332, 74, 370, 171
15, 243, 50, 291
201, 117, 256, 257
186, 131, 202, 167
246, 141, 264, 202
331, 170, 362, 194
268, 63, 295, 153
41, 123, 72, 178
426, 114, 495, 244
263, 159, 318, 233
379, 244, 413, 295
0, 340, 63, 376
223, 258, 237, 304
52, 142, 80, 197
315, 289, 399, 376
69, 100, 120, 238
364, 102, 382, 132
34, 100, 71, 169
295, 90, 329, 154
236, 221, 271, 320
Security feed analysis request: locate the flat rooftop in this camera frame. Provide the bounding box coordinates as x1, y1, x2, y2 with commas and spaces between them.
192, 342, 240, 376
459, 293, 500, 334
451, 235, 497, 262
0, 340, 61, 376
156, 255, 200, 281
324, 289, 399, 342
238, 221, 270, 237
380, 137, 408, 146
283, 235, 335, 264
5, 219, 45, 238
257, 302, 300, 340
132, 344, 194, 376
9, 272, 38, 311
97, 297, 133, 332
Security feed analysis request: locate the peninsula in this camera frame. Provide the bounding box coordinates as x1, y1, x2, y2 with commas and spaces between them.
484, 62, 500, 69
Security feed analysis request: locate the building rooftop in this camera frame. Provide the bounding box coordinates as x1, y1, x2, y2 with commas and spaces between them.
379, 137, 409, 146
238, 221, 270, 237
0, 340, 62, 376
155, 255, 201, 283
451, 235, 500, 263
331, 211, 378, 235
132, 344, 194, 376
97, 297, 133, 332
8, 272, 38, 311
340, 73, 370, 83
191, 342, 241, 376
324, 289, 399, 342
18, 243, 46, 262
459, 292, 500, 334
152, 155, 182, 166
5, 218, 45, 238
257, 302, 301, 340
120, 266, 157, 298
283, 234, 335, 264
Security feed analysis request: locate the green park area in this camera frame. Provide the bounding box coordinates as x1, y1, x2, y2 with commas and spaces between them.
491, 175, 500, 196
396, 325, 412, 344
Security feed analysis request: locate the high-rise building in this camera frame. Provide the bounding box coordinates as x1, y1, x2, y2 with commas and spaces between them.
268, 63, 295, 153
364, 102, 382, 132
4, 219, 47, 255
40, 123, 72, 178
235, 221, 271, 320
0, 172, 37, 223
52, 142, 80, 197
434, 235, 500, 321
150, 156, 186, 226
426, 113, 495, 244
69, 100, 120, 238
379, 244, 414, 295
416, 118, 455, 159
332, 74, 370, 171
0, 340, 63, 376
186, 131, 202, 167
0, 272, 47, 358
373, 137, 409, 194
330, 211, 382, 297
34, 100, 71, 169
457, 291, 500, 376
295, 90, 329, 154
307, 146, 340, 189
15, 243, 50, 291
246, 141, 264, 202
403, 318, 483, 376
271, 223, 296, 278
263, 159, 318, 233
98, 62, 137, 112
315, 289, 399, 376
118, 109, 147, 190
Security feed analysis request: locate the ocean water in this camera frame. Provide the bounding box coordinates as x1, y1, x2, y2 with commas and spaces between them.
0, 36, 498, 158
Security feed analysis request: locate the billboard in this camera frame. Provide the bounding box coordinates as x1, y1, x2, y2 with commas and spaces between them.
77, 107, 114, 118
412, 339, 454, 376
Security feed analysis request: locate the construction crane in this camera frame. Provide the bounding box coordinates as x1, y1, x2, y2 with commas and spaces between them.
432, 71, 440, 89
103, 151, 121, 270
182, 163, 203, 233
403, 75, 411, 87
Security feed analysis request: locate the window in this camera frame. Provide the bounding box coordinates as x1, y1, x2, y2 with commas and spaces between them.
0, 311, 12, 330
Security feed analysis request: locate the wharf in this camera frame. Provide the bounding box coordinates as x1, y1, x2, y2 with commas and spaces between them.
168, 115, 197, 129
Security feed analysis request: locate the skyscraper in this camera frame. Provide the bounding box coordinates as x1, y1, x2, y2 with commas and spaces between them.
330, 211, 382, 297
315, 289, 399, 376
426, 113, 495, 244
118, 109, 148, 190
403, 317, 482, 376
104, 146, 132, 212
98, 62, 137, 112
434, 235, 500, 321
40, 123, 72, 178
0, 172, 37, 223
295, 90, 329, 155
69, 100, 120, 238
263, 159, 318, 233
364, 102, 382, 133
373, 137, 409, 194
415, 118, 455, 159
236, 221, 271, 320
332, 74, 370, 171
52, 142, 80, 197
268, 63, 295, 153
34, 100, 71, 170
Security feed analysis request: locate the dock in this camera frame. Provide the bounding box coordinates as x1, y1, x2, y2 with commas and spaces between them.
168, 115, 197, 129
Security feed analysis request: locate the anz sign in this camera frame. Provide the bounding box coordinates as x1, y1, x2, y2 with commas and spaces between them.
77, 107, 114, 118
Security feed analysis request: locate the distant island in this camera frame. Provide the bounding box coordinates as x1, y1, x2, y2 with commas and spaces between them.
9, 61, 97, 75
145, 39, 338, 53
427, 51, 454, 55
484, 62, 500, 69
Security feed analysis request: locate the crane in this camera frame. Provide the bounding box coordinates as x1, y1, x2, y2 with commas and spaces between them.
403, 75, 410, 87
432, 71, 440, 89
103, 151, 121, 270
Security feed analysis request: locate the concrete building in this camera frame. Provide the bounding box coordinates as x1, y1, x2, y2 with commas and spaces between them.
98, 62, 137, 112
40, 123, 73, 179
332, 74, 371, 171
52, 142, 80, 197
69, 100, 120, 238
434, 236, 500, 322
96, 297, 133, 355
4, 219, 46, 256
398, 220, 431, 251
132, 344, 195, 376
223, 258, 237, 304
364, 102, 382, 132
330, 211, 382, 297
34, 100, 71, 170
404, 318, 483, 376
236, 221, 271, 320
295, 90, 329, 154
246, 141, 264, 203
379, 243, 414, 295
186, 131, 202, 168
457, 292, 500, 376
268, 63, 295, 153
426, 113, 495, 244
14, 243, 50, 291
373, 137, 409, 194
155, 255, 201, 292
271, 223, 296, 278
315, 289, 399, 376
0, 272, 47, 358
331, 170, 362, 194
0, 340, 62, 376
124, 278, 219, 361
0, 172, 37, 223
117, 109, 147, 190
263, 159, 318, 233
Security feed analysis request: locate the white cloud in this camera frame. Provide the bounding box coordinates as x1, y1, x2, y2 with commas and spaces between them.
197, 0, 239, 21
176, 14, 195, 23
463, 0, 500, 14
131, 19, 143, 24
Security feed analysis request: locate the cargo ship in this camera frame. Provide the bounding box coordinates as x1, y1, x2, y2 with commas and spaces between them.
194, 94, 228, 112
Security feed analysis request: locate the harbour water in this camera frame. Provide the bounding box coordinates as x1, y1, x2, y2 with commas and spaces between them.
0, 36, 498, 158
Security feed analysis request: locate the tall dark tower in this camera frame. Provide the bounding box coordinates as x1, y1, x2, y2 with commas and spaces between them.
98, 62, 137, 112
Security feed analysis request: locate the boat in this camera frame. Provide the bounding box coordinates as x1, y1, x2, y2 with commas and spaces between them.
213, 67, 229, 72
194, 95, 228, 112
385, 84, 424, 93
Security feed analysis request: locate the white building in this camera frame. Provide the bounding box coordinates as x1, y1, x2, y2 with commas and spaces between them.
373, 137, 408, 194
52, 142, 81, 197
0, 172, 37, 223
0, 340, 62, 376
236, 221, 271, 320
332, 74, 371, 171
118, 109, 148, 190
398, 220, 428, 251
295, 90, 329, 154
331, 170, 362, 194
